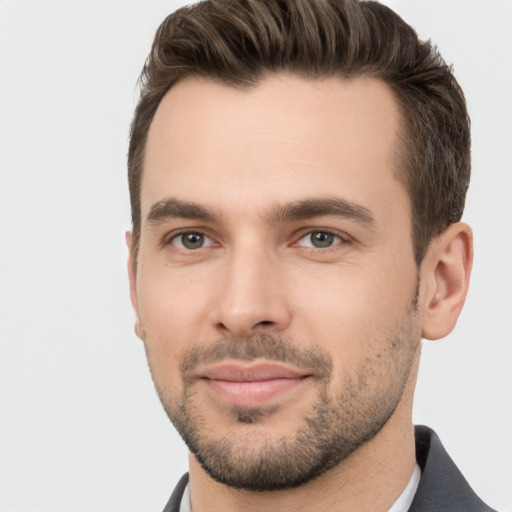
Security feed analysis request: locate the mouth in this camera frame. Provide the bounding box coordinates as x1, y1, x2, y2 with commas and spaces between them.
198, 361, 312, 408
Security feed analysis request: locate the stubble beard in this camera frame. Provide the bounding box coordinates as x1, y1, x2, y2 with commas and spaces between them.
145, 302, 421, 491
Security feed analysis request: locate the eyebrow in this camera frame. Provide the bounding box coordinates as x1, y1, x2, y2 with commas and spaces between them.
266, 198, 374, 226
146, 196, 374, 227
147, 198, 218, 225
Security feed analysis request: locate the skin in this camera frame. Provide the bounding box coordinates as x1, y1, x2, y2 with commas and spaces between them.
127, 75, 473, 512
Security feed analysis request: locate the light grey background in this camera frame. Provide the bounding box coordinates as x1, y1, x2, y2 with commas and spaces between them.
0, 1, 510, 511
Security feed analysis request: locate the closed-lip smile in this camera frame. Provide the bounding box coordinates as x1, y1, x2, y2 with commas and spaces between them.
198, 361, 312, 407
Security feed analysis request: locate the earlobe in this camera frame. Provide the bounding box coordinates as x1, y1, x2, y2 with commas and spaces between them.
421, 222, 473, 340
125, 231, 143, 340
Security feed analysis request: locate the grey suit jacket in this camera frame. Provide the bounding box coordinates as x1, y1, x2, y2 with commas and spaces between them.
162, 425, 496, 511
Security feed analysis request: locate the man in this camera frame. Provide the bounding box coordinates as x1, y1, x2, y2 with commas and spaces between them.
126, 0, 495, 510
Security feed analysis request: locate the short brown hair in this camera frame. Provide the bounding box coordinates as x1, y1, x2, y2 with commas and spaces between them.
128, 0, 470, 265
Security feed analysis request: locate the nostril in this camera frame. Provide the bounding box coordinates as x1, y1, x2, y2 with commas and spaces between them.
257, 320, 274, 327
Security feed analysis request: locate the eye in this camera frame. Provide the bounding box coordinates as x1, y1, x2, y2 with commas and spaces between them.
170, 231, 214, 250
296, 231, 343, 249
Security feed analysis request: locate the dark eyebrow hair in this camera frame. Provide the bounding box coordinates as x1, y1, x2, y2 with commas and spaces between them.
147, 198, 218, 225
266, 198, 374, 226
146, 196, 374, 227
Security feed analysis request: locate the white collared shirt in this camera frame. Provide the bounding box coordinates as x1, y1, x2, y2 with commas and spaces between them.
387, 464, 421, 512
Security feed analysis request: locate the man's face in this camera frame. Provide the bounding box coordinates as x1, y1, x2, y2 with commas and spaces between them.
129, 75, 422, 490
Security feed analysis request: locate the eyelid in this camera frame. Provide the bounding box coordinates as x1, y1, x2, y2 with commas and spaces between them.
161, 228, 218, 249
159, 226, 353, 250
292, 227, 353, 247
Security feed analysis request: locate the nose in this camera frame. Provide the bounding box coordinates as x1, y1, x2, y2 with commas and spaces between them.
211, 243, 292, 337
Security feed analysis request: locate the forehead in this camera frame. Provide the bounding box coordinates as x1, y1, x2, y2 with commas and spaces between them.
142, 74, 407, 223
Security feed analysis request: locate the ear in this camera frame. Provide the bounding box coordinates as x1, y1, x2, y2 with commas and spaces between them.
421, 222, 473, 340
125, 231, 143, 340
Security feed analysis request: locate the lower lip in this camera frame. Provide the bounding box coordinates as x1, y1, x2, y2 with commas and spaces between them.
204, 377, 308, 407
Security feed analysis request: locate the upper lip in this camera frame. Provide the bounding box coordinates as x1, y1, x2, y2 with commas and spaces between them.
199, 361, 310, 382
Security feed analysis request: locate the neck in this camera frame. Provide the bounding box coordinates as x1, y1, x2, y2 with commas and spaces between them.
188, 352, 420, 512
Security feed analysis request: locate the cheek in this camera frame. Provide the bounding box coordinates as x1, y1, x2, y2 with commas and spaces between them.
138, 255, 213, 322
289, 259, 417, 366
136, 267, 210, 374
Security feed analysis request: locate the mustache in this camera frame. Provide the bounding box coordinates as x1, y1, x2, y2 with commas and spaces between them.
179, 333, 333, 380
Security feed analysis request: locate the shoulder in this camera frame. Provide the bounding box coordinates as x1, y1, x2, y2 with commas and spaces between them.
410, 425, 496, 512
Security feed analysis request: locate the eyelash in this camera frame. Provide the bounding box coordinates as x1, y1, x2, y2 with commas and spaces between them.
293, 228, 352, 249
161, 229, 214, 249
162, 227, 352, 252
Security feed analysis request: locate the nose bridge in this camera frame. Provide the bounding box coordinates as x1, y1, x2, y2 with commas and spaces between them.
213, 235, 290, 336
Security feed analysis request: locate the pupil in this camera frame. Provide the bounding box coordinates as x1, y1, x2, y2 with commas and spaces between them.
182, 233, 204, 249
312, 232, 334, 248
